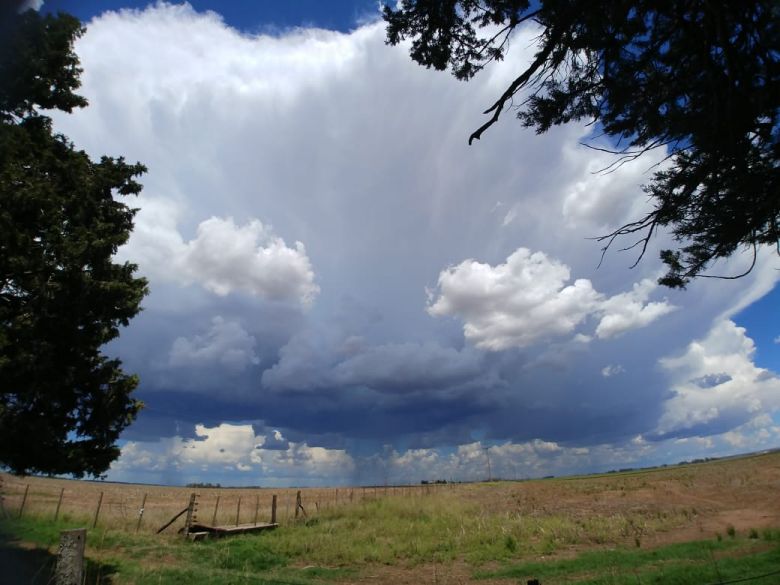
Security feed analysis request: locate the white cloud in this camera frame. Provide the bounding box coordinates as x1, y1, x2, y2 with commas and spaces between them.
654, 320, 780, 438
111, 423, 355, 482
428, 248, 675, 350
601, 364, 625, 377
123, 209, 319, 307
595, 278, 677, 339
258, 429, 290, 451
169, 316, 260, 373
181, 217, 318, 304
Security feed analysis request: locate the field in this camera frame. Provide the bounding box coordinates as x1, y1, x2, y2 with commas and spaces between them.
2, 451, 780, 584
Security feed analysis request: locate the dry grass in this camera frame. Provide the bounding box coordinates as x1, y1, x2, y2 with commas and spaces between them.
2, 452, 780, 584
0, 474, 419, 533
1, 450, 779, 548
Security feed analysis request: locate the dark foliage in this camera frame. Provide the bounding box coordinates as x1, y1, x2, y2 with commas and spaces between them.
384, 1, 779, 287
0, 10, 148, 477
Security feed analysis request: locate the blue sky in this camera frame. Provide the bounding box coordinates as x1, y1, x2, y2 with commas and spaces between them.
41, 0, 379, 32
23, 1, 780, 486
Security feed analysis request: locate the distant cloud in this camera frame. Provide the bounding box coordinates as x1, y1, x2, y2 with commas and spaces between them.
262, 337, 487, 394
258, 430, 290, 451
111, 423, 354, 483
601, 364, 625, 378
654, 320, 780, 439
169, 316, 260, 373
427, 248, 675, 350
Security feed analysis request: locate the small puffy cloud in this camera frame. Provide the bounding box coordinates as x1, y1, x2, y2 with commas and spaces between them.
182, 423, 258, 467
181, 217, 318, 304
258, 430, 290, 451
428, 248, 674, 350
653, 320, 780, 439
601, 364, 625, 378
169, 316, 260, 373
427, 249, 601, 350
595, 279, 677, 339
122, 206, 319, 307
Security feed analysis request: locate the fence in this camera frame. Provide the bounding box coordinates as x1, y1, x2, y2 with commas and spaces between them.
0, 473, 446, 534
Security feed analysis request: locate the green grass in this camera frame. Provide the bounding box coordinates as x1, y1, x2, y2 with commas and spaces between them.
3, 501, 780, 584
0, 515, 347, 585
477, 536, 780, 584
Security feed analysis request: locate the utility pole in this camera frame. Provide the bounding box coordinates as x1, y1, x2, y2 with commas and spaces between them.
483, 447, 492, 481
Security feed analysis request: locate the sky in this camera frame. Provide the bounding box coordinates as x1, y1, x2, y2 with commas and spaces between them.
22, 1, 780, 486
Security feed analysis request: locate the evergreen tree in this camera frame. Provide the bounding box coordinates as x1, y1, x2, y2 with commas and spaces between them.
384, 1, 779, 287
0, 10, 148, 476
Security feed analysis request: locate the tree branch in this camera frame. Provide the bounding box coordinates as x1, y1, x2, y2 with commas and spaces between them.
468, 25, 566, 145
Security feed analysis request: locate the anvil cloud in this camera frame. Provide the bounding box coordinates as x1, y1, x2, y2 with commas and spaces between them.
44, 3, 780, 486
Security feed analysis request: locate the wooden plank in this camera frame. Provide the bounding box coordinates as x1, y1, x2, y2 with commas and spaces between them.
188, 522, 278, 537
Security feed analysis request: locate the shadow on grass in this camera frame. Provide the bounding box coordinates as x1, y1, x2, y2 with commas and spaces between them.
0, 521, 118, 584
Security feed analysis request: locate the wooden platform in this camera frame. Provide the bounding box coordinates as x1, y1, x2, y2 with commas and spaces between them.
187, 522, 278, 540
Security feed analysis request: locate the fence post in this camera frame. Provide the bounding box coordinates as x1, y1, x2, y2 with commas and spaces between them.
136, 493, 147, 533
18, 484, 29, 518
55, 528, 86, 585
295, 490, 307, 518
271, 494, 277, 524
253, 494, 259, 526
211, 495, 220, 526
92, 492, 103, 529
183, 493, 197, 536
54, 487, 65, 521
0, 477, 6, 519
235, 496, 241, 526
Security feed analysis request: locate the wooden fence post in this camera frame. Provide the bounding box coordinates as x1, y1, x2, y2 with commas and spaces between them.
211, 495, 220, 526
136, 493, 147, 533
0, 477, 6, 519
55, 528, 86, 585
92, 492, 103, 529
18, 484, 29, 518
183, 493, 197, 536
271, 494, 277, 524
235, 496, 241, 526
295, 490, 307, 518
54, 487, 65, 521
253, 494, 259, 526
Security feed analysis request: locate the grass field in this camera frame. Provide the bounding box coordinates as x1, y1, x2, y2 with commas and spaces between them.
2, 451, 780, 584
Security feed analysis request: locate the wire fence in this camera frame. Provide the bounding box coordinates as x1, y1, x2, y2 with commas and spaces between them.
0, 473, 444, 533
